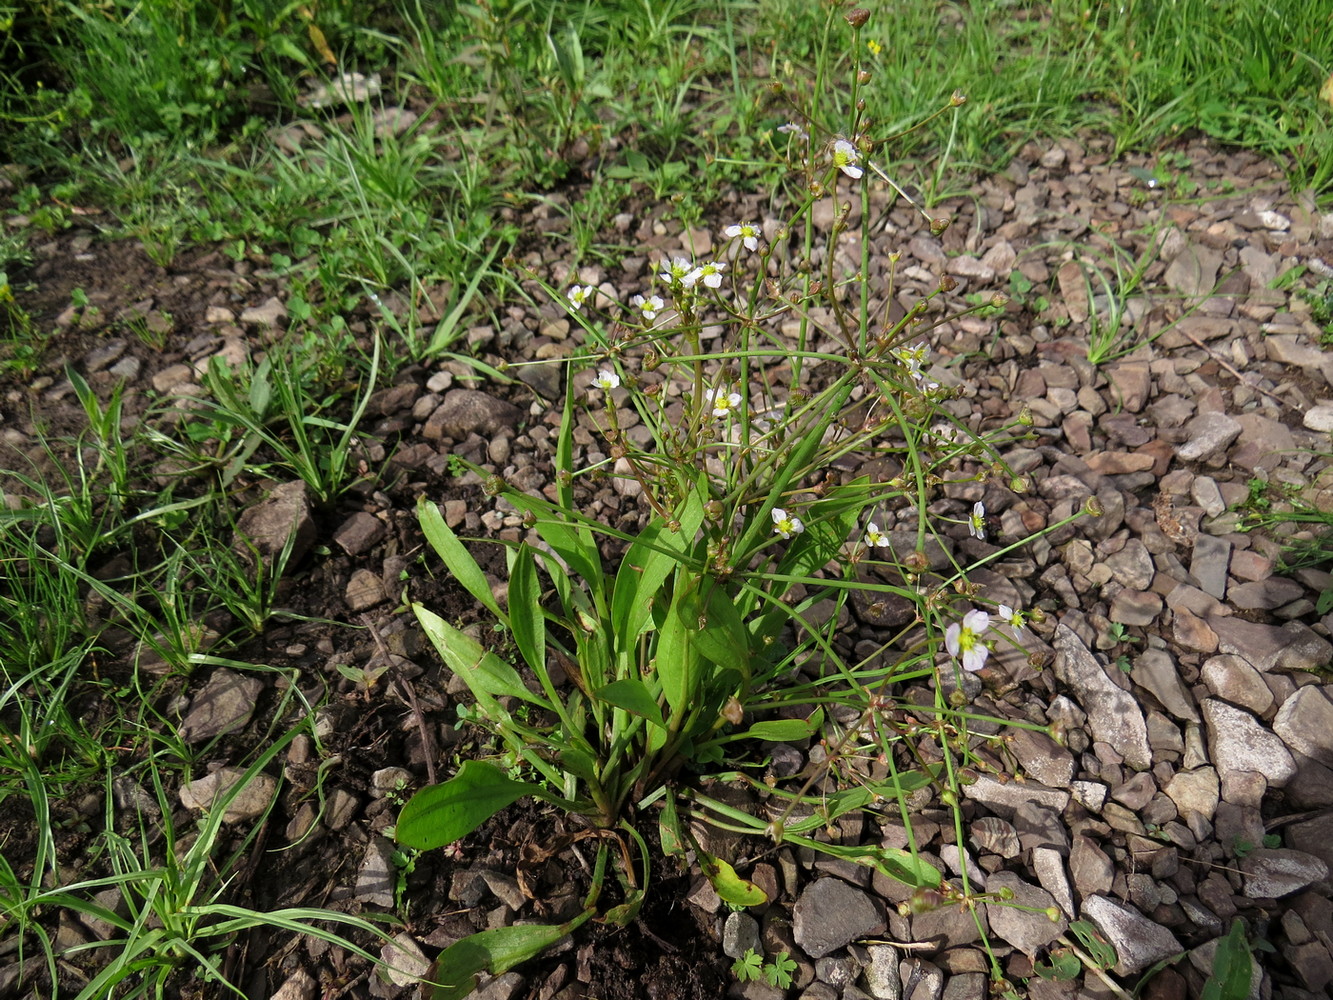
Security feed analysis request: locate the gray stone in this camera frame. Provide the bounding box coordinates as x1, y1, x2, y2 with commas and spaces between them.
1229, 577, 1305, 611
792, 878, 884, 959
1164, 242, 1224, 298
423, 389, 523, 441
355, 836, 397, 907
1286, 811, 1333, 874
1190, 535, 1232, 600
1081, 894, 1183, 975
178, 668, 263, 743
1007, 728, 1075, 788
345, 568, 386, 611
1303, 404, 1333, 432
1202, 699, 1295, 787
1208, 616, 1333, 673
724, 911, 761, 960
1052, 625, 1152, 771
1032, 847, 1075, 918
234, 480, 315, 569
1200, 655, 1274, 714
1164, 767, 1219, 825
382, 932, 430, 986
240, 295, 287, 327
1106, 363, 1151, 412
815, 956, 857, 987
1177, 412, 1241, 462
1131, 649, 1200, 722
984, 872, 1066, 956
1231, 413, 1296, 472
941, 973, 987, 1000
1106, 539, 1154, 590
271, 968, 317, 1000
1109, 589, 1162, 627
1273, 623, 1333, 673
1070, 834, 1115, 897
861, 944, 901, 1000
964, 775, 1069, 818
1273, 687, 1333, 766
333, 511, 387, 556
1240, 849, 1329, 898
179, 767, 277, 823
468, 971, 525, 1000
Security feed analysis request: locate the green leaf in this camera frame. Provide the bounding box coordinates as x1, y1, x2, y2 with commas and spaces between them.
425, 918, 588, 1000
611, 489, 704, 646
503, 491, 603, 587
413, 605, 551, 710
508, 544, 546, 674
783, 837, 943, 888
658, 792, 686, 857
1202, 920, 1252, 1000
655, 586, 697, 721
731, 709, 824, 743
678, 576, 748, 672
418, 498, 505, 620
1069, 920, 1117, 970
595, 678, 665, 729
699, 851, 766, 907
396, 761, 536, 851
1034, 948, 1082, 981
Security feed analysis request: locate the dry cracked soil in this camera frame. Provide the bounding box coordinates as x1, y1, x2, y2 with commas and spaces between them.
4, 131, 1333, 1000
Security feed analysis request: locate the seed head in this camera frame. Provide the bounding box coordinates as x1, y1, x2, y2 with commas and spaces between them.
845, 7, 870, 28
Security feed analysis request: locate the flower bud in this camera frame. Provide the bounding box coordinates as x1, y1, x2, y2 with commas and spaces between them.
704, 499, 724, 520
950, 89, 967, 107
929, 217, 951, 235
904, 549, 928, 573
770, 81, 784, 95
1010, 475, 1029, 493
857, 70, 871, 85
610, 442, 627, 460
1028, 607, 1047, 624
938, 275, 958, 293
856, 97, 867, 112
522, 510, 536, 529
666, 518, 681, 533
1017, 405, 1033, 426
1084, 494, 1105, 517
845, 7, 870, 28
721, 696, 743, 725
990, 292, 1007, 307
643, 349, 660, 372
766, 820, 785, 843
483, 474, 506, 497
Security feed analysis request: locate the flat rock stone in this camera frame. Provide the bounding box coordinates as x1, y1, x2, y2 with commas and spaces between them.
1200, 655, 1274, 714
964, 775, 1069, 818
723, 911, 760, 959
861, 944, 901, 1000
984, 871, 1066, 956
1007, 728, 1076, 788
1106, 538, 1154, 590
333, 512, 387, 556
1285, 811, 1333, 873
1190, 534, 1232, 600
1052, 624, 1152, 771
1081, 894, 1183, 976
1071, 834, 1115, 897
423, 389, 523, 441
178, 668, 264, 743
1110, 589, 1162, 626
1164, 767, 1220, 826
179, 767, 277, 823
1228, 577, 1304, 610
345, 567, 386, 611
234, 480, 315, 569
1131, 648, 1200, 722
1240, 849, 1329, 899
1164, 242, 1224, 298
1202, 698, 1295, 787
382, 932, 430, 987
355, 836, 397, 907
1210, 617, 1333, 673
792, 878, 884, 959
1273, 686, 1333, 766
1106, 363, 1151, 413
1303, 404, 1333, 432
1176, 412, 1241, 463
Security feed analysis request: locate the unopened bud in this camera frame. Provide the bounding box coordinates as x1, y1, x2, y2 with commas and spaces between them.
997, 887, 1015, 902
1045, 906, 1061, 922
856, 97, 867, 112
770, 81, 784, 95
1017, 405, 1034, 426
930, 217, 951, 235
483, 474, 506, 497
721, 696, 743, 726
990, 292, 1007, 307
904, 550, 929, 573
857, 70, 871, 85
1010, 475, 1029, 493
845, 7, 870, 28
950, 89, 967, 107
556, 469, 572, 487
666, 518, 681, 533
704, 499, 724, 520
610, 442, 627, 460
643, 349, 660, 372
522, 510, 536, 529
1084, 494, 1105, 517
938, 275, 958, 293
1029, 607, 1047, 624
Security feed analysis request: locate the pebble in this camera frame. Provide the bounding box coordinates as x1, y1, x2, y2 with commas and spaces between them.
177, 668, 264, 743
984, 871, 1065, 956
1202, 698, 1295, 787
1272, 686, 1333, 767
1052, 624, 1152, 771
791, 878, 884, 959
1241, 849, 1330, 899
1081, 894, 1183, 975
179, 767, 277, 823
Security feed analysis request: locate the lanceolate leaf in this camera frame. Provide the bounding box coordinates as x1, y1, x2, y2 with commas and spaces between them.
594, 677, 665, 729
699, 851, 767, 907
1201, 920, 1252, 1000
507, 543, 547, 674
414, 605, 552, 710
418, 497, 505, 620
425, 914, 592, 1000
396, 761, 537, 851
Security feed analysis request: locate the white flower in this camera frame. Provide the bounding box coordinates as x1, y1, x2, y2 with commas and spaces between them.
771, 507, 804, 539
705, 386, 743, 419
893, 341, 929, 374
724, 222, 761, 253
968, 502, 986, 541
630, 293, 664, 321
864, 522, 890, 548
684, 260, 726, 289
832, 139, 863, 180
568, 284, 594, 310
591, 369, 620, 392
998, 605, 1027, 636
659, 256, 692, 285
778, 122, 809, 140
945, 609, 991, 673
